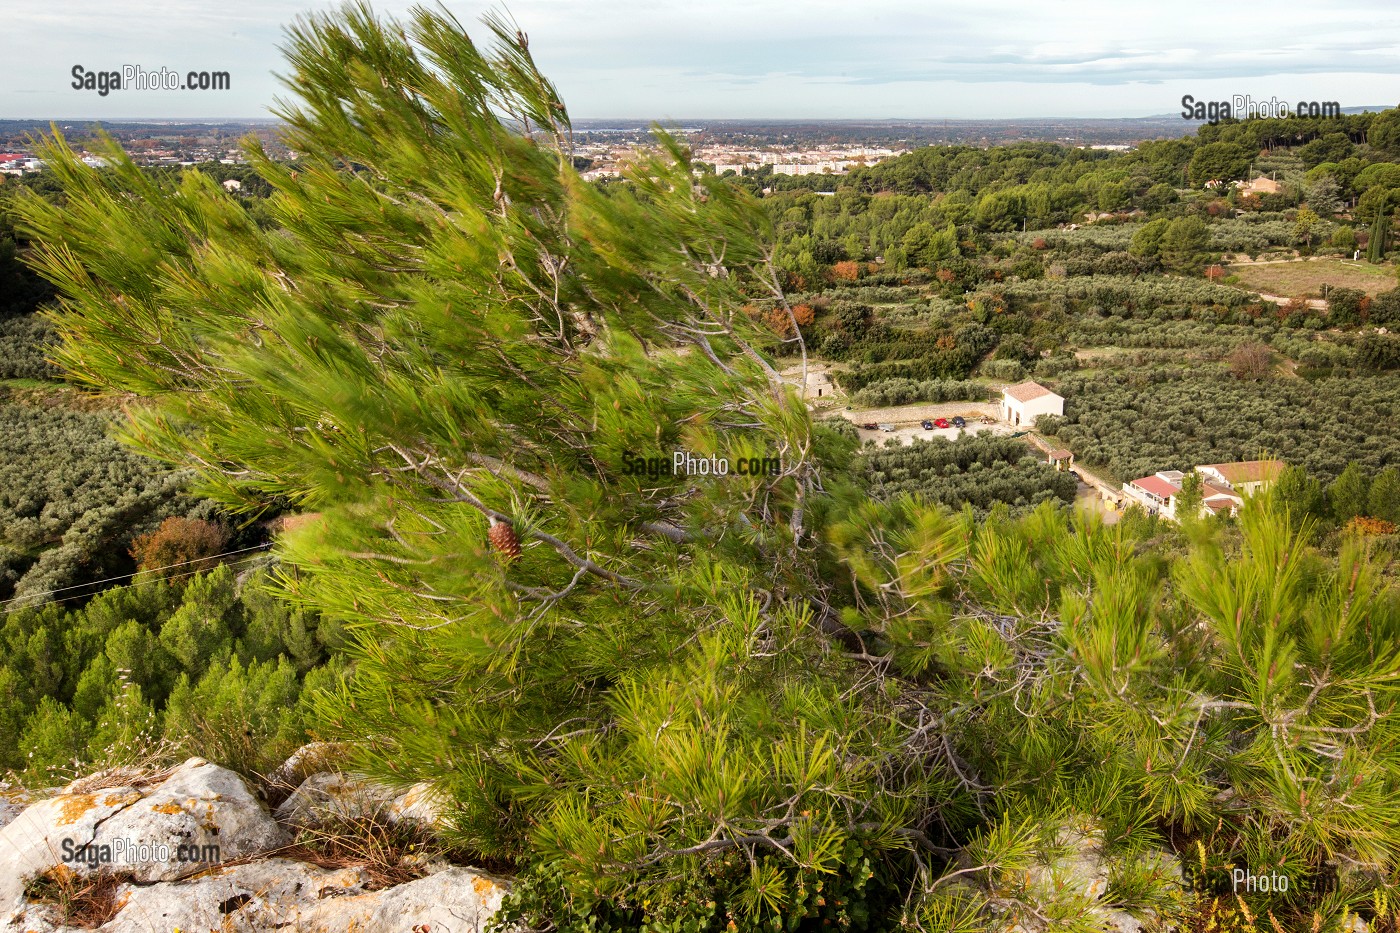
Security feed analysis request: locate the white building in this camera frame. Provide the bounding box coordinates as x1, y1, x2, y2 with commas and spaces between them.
1122, 471, 1184, 520
1000, 381, 1064, 428
1123, 460, 1283, 522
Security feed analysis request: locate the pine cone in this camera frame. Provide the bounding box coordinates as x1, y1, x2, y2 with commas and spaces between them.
488, 517, 522, 561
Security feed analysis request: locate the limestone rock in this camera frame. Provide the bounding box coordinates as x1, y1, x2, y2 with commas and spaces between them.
978, 818, 1184, 933
105, 859, 509, 933
0, 758, 286, 916
99, 858, 370, 933
1092, 907, 1145, 932
0, 787, 34, 833
1025, 821, 1109, 901
389, 781, 446, 827
275, 771, 445, 831
267, 742, 347, 793
274, 771, 398, 829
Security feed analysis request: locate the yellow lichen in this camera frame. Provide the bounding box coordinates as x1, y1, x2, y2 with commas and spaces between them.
102, 790, 143, 807
55, 794, 97, 826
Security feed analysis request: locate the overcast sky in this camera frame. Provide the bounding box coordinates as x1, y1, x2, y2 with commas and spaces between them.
3, 0, 1397, 121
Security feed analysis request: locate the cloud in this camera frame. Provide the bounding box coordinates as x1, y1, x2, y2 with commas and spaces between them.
1, 0, 1397, 119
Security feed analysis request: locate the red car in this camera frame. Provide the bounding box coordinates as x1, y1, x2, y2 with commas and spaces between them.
933, 418, 951, 429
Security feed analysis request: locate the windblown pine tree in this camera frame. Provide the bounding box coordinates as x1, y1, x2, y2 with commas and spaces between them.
16, 5, 1400, 931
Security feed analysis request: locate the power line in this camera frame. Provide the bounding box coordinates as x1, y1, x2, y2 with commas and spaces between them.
0, 542, 273, 611
1, 552, 276, 613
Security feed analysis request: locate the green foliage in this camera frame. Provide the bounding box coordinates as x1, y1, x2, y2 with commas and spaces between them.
1371, 289, 1400, 327
0, 402, 202, 602
1329, 462, 1371, 522
854, 434, 1077, 515
1188, 142, 1252, 187
1327, 286, 1367, 325
1357, 334, 1400, 371
18, 13, 1400, 931
163, 655, 305, 778
18, 697, 91, 779
1368, 467, 1400, 524
0, 314, 59, 380
0, 567, 334, 775
1158, 217, 1213, 272
0, 212, 56, 317
1054, 369, 1400, 484
848, 377, 986, 408
1273, 465, 1328, 527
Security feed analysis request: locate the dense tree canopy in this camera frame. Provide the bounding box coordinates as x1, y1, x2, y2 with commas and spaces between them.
15, 6, 1400, 932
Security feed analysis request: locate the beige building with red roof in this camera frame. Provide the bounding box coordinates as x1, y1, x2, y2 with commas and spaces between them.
1121, 460, 1285, 522
1000, 381, 1064, 428
1196, 460, 1285, 496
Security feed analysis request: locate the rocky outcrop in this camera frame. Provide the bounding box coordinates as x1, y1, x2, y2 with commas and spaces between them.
0, 783, 37, 833
0, 753, 509, 933
274, 771, 445, 831
945, 816, 1184, 933
0, 758, 287, 911
99, 859, 509, 933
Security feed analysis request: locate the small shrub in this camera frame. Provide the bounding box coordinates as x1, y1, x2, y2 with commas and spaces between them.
129, 517, 231, 578
1346, 515, 1397, 536
1226, 341, 1273, 380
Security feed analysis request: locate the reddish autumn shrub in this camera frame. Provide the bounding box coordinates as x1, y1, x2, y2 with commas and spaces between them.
791, 303, 815, 326
1205, 264, 1225, 282
1031, 237, 1048, 250
935, 268, 956, 284
130, 517, 232, 578
830, 261, 861, 282
1346, 516, 1397, 536
765, 307, 794, 337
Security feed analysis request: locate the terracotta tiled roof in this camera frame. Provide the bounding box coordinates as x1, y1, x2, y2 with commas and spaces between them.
1131, 475, 1180, 499
1003, 381, 1058, 403
1199, 460, 1285, 485
1202, 482, 1240, 501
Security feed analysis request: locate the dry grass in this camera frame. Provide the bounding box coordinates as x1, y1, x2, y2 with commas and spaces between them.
287, 809, 446, 890
22, 867, 131, 929
1229, 258, 1396, 298
63, 758, 181, 795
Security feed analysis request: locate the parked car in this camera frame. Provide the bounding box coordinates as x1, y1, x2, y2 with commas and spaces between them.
878, 423, 896, 432
951, 416, 966, 428
861, 422, 878, 430
921, 420, 934, 430
934, 418, 951, 429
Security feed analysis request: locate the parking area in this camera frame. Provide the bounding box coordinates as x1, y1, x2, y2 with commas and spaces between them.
834, 401, 1010, 446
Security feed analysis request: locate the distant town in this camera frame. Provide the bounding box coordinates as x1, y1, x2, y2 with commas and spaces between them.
0, 114, 1208, 179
